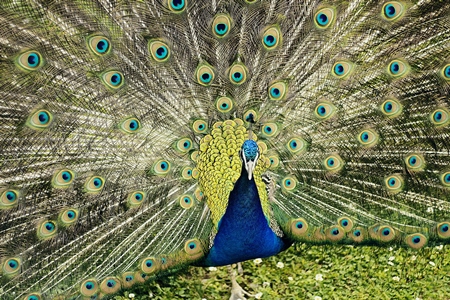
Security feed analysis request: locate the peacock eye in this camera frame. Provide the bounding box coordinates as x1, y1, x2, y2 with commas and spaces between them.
175, 137, 193, 153
262, 26, 282, 50
268, 81, 287, 101
27, 109, 53, 130
120, 117, 141, 133
430, 108, 449, 127
1, 189, 20, 208
387, 59, 409, 77
85, 176, 105, 193
153, 160, 171, 176
216, 96, 234, 113
382, 2, 405, 21
17, 50, 43, 71
101, 71, 124, 90
38, 220, 58, 239
357, 129, 379, 147
314, 7, 335, 29
323, 154, 344, 173
380, 99, 402, 118
332, 61, 354, 78
148, 40, 170, 62
179, 194, 194, 209
53, 169, 75, 188
441, 64, 450, 80
168, 0, 186, 13
196, 63, 215, 86
192, 119, 208, 133
229, 63, 248, 85
212, 14, 232, 38
384, 175, 404, 193
88, 35, 111, 55
314, 102, 336, 120
261, 122, 279, 138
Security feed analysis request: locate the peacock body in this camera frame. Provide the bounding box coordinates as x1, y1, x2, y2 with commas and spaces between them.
0, 0, 450, 299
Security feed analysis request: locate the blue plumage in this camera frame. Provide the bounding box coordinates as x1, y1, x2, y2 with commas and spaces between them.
203, 160, 286, 266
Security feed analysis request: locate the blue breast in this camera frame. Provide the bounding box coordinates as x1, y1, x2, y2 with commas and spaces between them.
203, 164, 286, 266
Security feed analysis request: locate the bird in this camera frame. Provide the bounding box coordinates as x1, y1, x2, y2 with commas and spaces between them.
0, 0, 450, 299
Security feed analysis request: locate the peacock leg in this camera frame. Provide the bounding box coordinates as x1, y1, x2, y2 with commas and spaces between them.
228, 264, 255, 300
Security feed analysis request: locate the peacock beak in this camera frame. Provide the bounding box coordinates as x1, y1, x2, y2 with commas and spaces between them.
243, 152, 259, 180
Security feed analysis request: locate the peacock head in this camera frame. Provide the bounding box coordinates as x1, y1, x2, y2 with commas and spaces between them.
240, 140, 260, 180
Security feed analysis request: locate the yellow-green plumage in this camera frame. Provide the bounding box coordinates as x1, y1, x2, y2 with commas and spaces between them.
0, 0, 450, 299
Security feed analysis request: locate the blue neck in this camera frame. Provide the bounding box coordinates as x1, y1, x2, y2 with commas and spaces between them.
203, 164, 285, 266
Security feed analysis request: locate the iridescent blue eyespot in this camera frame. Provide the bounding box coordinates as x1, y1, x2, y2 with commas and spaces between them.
296, 221, 304, 229
109, 73, 122, 86
61, 171, 72, 182
96, 39, 109, 53
67, 210, 76, 219
6, 191, 16, 202
327, 158, 335, 167
106, 279, 116, 287
170, 0, 185, 11
27, 53, 39, 67
85, 282, 94, 290
156, 46, 168, 59
382, 228, 391, 236
270, 87, 280, 98
200, 72, 212, 83
38, 112, 50, 124
316, 13, 329, 26
188, 242, 196, 249
28, 296, 39, 300
233, 72, 243, 82
263, 35, 276, 47
334, 63, 344, 75
390, 62, 400, 74
126, 275, 133, 281
93, 178, 102, 187
445, 66, 450, 78
317, 105, 327, 116
385, 4, 396, 18
135, 193, 143, 201
215, 23, 228, 36
45, 222, 55, 232
388, 178, 396, 186
331, 228, 340, 236
353, 230, 361, 237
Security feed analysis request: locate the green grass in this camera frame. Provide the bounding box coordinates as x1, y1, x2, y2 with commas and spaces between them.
117, 243, 450, 299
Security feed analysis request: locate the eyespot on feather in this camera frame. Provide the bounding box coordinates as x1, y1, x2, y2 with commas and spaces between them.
382, 1, 405, 21
80, 279, 99, 297
405, 233, 427, 249
16, 50, 44, 71
437, 222, 450, 239
168, 0, 186, 13
23, 293, 42, 300
101, 70, 124, 90
196, 62, 215, 86
212, 14, 232, 38
122, 272, 136, 288
268, 81, 287, 100
216, 96, 234, 113
348, 227, 367, 243
183, 238, 204, 260
37, 220, 58, 239
148, 40, 170, 62
260, 122, 279, 138
314, 102, 336, 120
384, 174, 404, 194
179, 194, 194, 209
85, 176, 105, 193
289, 218, 309, 237
59, 208, 79, 226
404, 154, 425, 171
314, 7, 336, 29
262, 25, 282, 50
152, 160, 171, 175
2, 257, 21, 277
387, 59, 409, 78
325, 225, 345, 242
100, 276, 122, 294
0, 189, 20, 209
357, 129, 379, 147
229, 62, 248, 85
52, 169, 75, 188
337, 217, 354, 232
332, 61, 354, 79
87, 35, 111, 56
281, 176, 297, 192
323, 154, 344, 173
430, 108, 449, 127
380, 99, 402, 118
128, 191, 146, 207
286, 137, 307, 155
120, 117, 141, 133
27, 109, 53, 130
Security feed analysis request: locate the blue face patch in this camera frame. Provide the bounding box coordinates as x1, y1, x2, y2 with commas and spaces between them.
242, 140, 258, 161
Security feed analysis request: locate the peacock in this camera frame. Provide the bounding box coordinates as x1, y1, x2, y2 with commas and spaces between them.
0, 0, 450, 299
